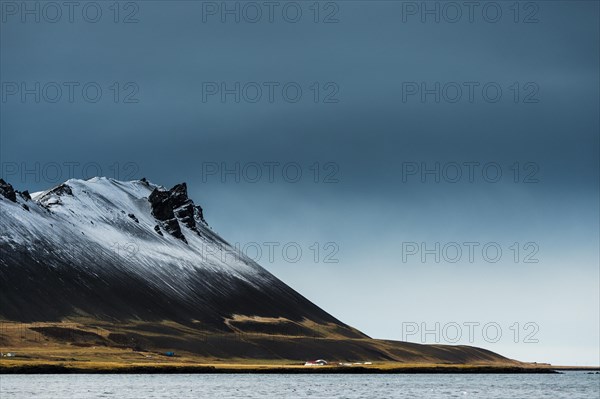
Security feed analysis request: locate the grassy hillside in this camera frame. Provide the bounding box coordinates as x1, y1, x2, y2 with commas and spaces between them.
0, 318, 538, 373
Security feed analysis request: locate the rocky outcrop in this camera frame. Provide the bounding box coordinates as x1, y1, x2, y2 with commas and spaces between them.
148, 183, 208, 243
46, 184, 73, 197
36, 183, 73, 208
149, 188, 186, 242
0, 179, 32, 205
0, 179, 17, 202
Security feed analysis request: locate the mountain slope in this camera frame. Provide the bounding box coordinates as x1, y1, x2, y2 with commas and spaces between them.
0, 177, 516, 364
0, 177, 362, 336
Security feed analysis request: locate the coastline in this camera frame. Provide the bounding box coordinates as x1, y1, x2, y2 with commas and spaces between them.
2, 363, 582, 374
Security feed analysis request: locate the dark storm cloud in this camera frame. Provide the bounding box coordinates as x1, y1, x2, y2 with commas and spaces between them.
1, 1, 597, 194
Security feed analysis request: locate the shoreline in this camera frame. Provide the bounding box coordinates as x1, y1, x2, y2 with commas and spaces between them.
2, 364, 585, 374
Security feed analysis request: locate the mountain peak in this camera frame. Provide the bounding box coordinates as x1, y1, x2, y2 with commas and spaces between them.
3, 176, 209, 243
148, 181, 207, 243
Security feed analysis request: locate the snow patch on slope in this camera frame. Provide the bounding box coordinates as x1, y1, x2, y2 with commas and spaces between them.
0, 178, 270, 289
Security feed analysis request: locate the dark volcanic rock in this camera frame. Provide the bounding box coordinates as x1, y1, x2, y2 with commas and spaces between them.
194, 205, 207, 225
148, 189, 176, 221
148, 183, 207, 242
169, 183, 189, 206
127, 213, 139, 223
0, 179, 17, 202
164, 219, 187, 243
175, 203, 196, 230
0, 180, 34, 204
148, 187, 184, 242
153, 225, 163, 236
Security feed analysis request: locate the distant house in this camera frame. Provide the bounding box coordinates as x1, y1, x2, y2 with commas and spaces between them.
304, 359, 327, 366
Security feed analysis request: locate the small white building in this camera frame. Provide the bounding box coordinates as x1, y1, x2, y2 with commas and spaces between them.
304, 359, 327, 366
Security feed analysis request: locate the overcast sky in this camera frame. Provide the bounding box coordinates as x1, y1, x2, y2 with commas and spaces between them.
1, 1, 598, 365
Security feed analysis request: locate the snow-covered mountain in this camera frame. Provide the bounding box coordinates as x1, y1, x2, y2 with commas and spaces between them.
0, 177, 517, 364
0, 177, 362, 336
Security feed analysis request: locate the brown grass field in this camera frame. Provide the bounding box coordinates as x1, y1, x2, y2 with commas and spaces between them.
0, 319, 569, 373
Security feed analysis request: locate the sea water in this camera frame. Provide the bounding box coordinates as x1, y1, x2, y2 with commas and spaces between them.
1, 371, 598, 398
